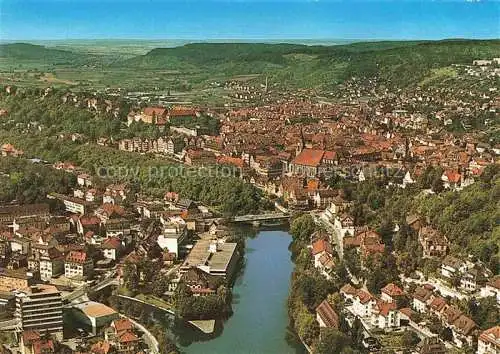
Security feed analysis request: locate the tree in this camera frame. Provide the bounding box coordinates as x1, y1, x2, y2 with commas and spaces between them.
470, 296, 498, 329
315, 328, 352, 354
151, 273, 170, 297
349, 318, 365, 349
401, 330, 420, 347
440, 327, 453, 342
293, 272, 336, 311
296, 309, 320, 346
431, 177, 444, 193
290, 214, 316, 243
123, 263, 139, 292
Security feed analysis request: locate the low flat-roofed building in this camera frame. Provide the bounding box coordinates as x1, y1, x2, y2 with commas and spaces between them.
72, 301, 119, 335
181, 239, 239, 279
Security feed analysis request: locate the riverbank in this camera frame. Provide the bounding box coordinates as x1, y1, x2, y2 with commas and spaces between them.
176, 229, 306, 354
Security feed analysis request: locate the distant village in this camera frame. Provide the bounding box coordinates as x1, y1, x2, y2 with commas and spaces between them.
0, 58, 499, 353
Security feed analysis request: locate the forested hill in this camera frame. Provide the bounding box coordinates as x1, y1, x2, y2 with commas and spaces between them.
0, 43, 80, 61
119, 39, 500, 87
2, 39, 499, 87
0, 43, 105, 66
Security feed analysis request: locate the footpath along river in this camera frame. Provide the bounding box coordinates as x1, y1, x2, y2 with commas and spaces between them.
174, 229, 306, 354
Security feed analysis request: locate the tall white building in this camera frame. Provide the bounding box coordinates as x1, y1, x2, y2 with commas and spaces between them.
15, 284, 63, 338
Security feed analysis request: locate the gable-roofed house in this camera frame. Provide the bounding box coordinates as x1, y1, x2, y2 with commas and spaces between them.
381, 283, 405, 304
315, 299, 339, 329
478, 326, 500, 354
480, 275, 500, 305
352, 289, 376, 318
451, 314, 477, 348
371, 299, 399, 329
65, 250, 93, 279
101, 237, 124, 261
105, 318, 140, 354
441, 255, 467, 279
182, 267, 219, 296
311, 239, 335, 279
412, 285, 434, 313
334, 213, 355, 238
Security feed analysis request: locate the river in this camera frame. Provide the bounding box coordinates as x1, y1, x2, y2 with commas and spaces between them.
173, 229, 306, 354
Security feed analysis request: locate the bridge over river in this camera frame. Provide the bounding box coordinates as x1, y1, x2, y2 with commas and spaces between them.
232, 212, 290, 223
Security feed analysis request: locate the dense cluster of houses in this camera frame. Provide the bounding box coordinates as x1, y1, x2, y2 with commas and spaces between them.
0, 161, 243, 352
313, 281, 499, 352
306, 191, 499, 352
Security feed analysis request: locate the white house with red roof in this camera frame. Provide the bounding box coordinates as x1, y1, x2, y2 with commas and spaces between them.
64, 251, 93, 279
101, 237, 123, 261
310, 238, 335, 278
381, 283, 405, 304
105, 318, 141, 353
371, 299, 399, 329
441, 170, 462, 190
351, 289, 376, 318
478, 325, 500, 354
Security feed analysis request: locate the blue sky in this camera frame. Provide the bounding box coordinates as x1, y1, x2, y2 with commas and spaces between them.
0, 0, 499, 40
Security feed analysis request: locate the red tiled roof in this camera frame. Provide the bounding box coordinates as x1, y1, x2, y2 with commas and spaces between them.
323, 150, 337, 160
376, 300, 397, 316
292, 149, 325, 167
381, 283, 404, 297
357, 289, 374, 304
144, 107, 167, 116
453, 315, 477, 336
486, 275, 500, 290
479, 326, 500, 345
66, 250, 88, 264
100, 203, 125, 217
217, 156, 245, 168
316, 299, 339, 328
169, 107, 197, 117
430, 297, 447, 312
80, 215, 101, 226
399, 307, 416, 320
444, 170, 461, 183
311, 239, 333, 256
112, 318, 134, 332
118, 330, 139, 343
102, 237, 121, 249
90, 341, 112, 354
340, 284, 358, 296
